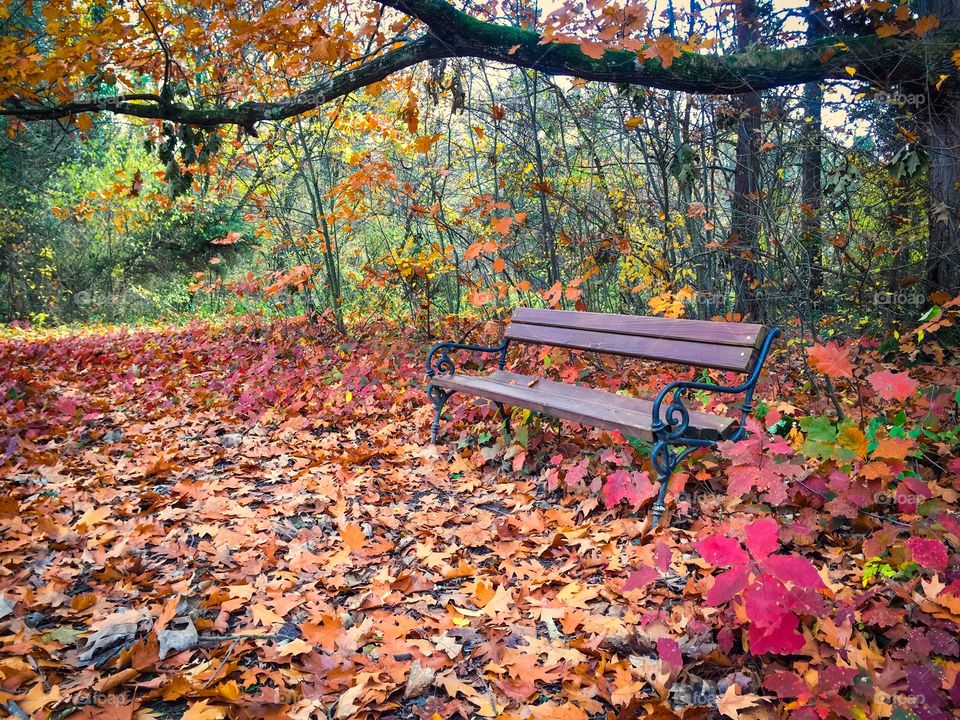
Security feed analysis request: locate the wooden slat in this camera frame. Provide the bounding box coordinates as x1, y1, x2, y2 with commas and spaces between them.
489, 371, 735, 440
511, 308, 767, 348
429, 370, 737, 442
505, 322, 757, 372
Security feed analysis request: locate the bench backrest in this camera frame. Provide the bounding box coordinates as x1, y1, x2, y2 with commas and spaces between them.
505, 308, 770, 373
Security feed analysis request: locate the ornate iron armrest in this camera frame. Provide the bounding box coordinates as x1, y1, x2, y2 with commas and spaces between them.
650, 328, 780, 445
647, 329, 780, 523
425, 340, 510, 377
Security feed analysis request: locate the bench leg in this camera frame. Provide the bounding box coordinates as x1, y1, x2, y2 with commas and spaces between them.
650, 438, 675, 527
494, 402, 512, 435
650, 438, 713, 526
428, 386, 453, 444
651, 469, 671, 527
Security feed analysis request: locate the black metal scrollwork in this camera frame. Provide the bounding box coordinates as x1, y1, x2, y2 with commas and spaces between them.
425, 340, 511, 442
427, 345, 456, 376
425, 340, 509, 378
647, 328, 782, 526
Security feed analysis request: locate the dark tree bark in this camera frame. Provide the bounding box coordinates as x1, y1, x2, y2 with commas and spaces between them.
918, 0, 960, 297
520, 70, 561, 286
801, 0, 826, 311
729, 0, 764, 321
923, 92, 960, 297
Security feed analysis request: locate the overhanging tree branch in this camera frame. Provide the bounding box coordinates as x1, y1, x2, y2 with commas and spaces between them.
380, 0, 954, 92
1, 36, 452, 129
1, 0, 955, 129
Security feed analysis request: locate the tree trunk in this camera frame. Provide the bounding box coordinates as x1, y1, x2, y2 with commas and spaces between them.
729, 0, 764, 321
521, 69, 561, 287
801, 0, 826, 313
919, 0, 960, 298
922, 89, 960, 297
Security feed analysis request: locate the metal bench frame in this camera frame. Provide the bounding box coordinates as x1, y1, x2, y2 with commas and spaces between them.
425, 321, 779, 526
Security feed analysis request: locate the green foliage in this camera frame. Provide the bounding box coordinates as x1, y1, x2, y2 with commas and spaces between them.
0, 118, 251, 323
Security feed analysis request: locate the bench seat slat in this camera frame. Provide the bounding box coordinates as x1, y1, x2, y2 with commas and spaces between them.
511, 308, 767, 348
506, 322, 757, 372
430, 370, 737, 442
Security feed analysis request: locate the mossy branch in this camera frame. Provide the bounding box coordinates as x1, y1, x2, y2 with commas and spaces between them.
1, 0, 955, 129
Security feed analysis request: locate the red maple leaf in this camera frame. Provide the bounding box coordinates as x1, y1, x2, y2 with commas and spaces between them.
721, 436, 804, 505
696, 519, 825, 655
695, 535, 749, 565
744, 517, 779, 561
747, 608, 805, 654
602, 469, 657, 510
656, 637, 683, 671
907, 537, 949, 572
867, 369, 919, 402
763, 670, 811, 700
623, 565, 659, 591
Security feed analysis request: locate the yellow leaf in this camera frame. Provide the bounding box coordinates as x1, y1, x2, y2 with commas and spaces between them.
182, 700, 227, 720
17, 683, 62, 714
250, 603, 284, 626
845, 66, 857, 77
215, 681, 241, 702
625, 116, 643, 128
450, 604, 483, 617
277, 638, 314, 656
838, 425, 868, 459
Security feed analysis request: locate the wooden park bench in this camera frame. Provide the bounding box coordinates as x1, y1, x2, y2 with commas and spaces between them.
425, 308, 780, 525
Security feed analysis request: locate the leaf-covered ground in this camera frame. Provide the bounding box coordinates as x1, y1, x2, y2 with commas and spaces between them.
1, 318, 959, 720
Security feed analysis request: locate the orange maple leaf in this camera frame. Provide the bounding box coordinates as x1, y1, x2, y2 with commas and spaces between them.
806, 342, 853, 379
340, 523, 366, 551
578, 40, 606, 59
913, 14, 940, 36
413, 133, 441, 153
871, 436, 914, 461
490, 215, 513, 234
642, 35, 680, 69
